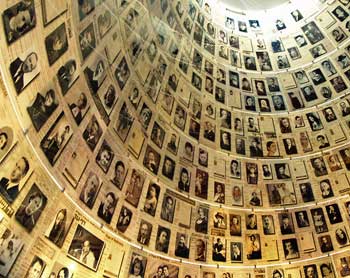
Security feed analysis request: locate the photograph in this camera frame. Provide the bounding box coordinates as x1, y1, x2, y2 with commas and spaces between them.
212, 237, 226, 262
48, 261, 73, 278
129, 253, 147, 278
125, 169, 145, 207
24, 256, 46, 278
68, 91, 89, 125
15, 183, 47, 232
143, 145, 161, 175
116, 205, 132, 232
44, 206, 74, 247
0, 227, 24, 277
115, 57, 130, 91
3, 0, 36, 44
155, 225, 171, 253
97, 191, 118, 224
95, 140, 114, 173
79, 171, 102, 209
160, 193, 176, 223
137, 220, 152, 246
84, 59, 106, 94
115, 102, 134, 142
27, 89, 58, 131
9, 49, 40, 94
57, 59, 78, 95
143, 182, 160, 216
79, 23, 96, 60
82, 115, 103, 151
0, 152, 31, 204
111, 159, 128, 189
246, 234, 261, 260
174, 233, 190, 258
45, 23, 68, 65
67, 224, 105, 271
282, 238, 299, 259
0, 126, 16, 164
195, 206, 208, 233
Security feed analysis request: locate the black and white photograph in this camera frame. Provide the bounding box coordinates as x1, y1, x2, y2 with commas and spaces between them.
84, 59, 106, 94
9, 49, 40, 94
95, 140, 114, 173
143, 145, 161, 175
3, 0, 36, 44
45, 23, 68, 66
15, 183, 47, 232
115, 102, 134, 142
57, 59, 78, 95
116, 205, 133, 233
125, 169, 145, 207
82, 115, 103, 151
97, 191, 117, 224
45, 206, 74, 247
0, 227, 24, 277
40, 112, 73, 165
48, 262, 73, 278
79, 171, 102, 209
24, 256, 46, 278
129, 253, 147, 278
67, 224, 105, 271
114, 57, 130, 90
155, 225, 171, 253
79, 23, 96, 60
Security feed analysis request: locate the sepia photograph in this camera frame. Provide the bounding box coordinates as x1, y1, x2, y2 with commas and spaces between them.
67, 224, 105, 271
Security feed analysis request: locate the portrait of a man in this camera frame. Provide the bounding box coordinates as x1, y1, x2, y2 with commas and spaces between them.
97, 191, 117, 224
0, 155, 30, 204
68, 224, 105, 271
9, 50, 40, 94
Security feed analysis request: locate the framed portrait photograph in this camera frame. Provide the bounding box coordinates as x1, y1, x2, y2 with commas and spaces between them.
82, 115, 103, 151
129, 252, 147, 278
114, 57, 130, 91
15, 183, 47, 232
2, 0, 36, 44
95, 140, 114, 173
44, 205, 74, 247
114, 102, 134, 142
0, 126, 17, 164
79, 23, 96, 60
97, 190, 118, 224
67, 224, 105, 271
125, 169, 145, 207
45, 23, 68, 66
79, 171, 102, 209
68, 90, 90, 126
84, 59, 107, 94
0, 149, 32, 204
25, 256, 46, 278
27, 88, 58, 131
116, 205, 133, 233
0, 227, 24, 277
48, 261, 73, 278
9, 48, 40, 94
143, 145, 161, 175
57, 59, 79, 95
110, 158, 128, 190
40, 112, 73, 165
97, 9, 113, 39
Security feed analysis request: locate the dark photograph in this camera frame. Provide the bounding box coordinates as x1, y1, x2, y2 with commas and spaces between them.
40, 112, 73, 165
15, 183, 47, 232
45, 23, 68, 66
3, 0, 36, 44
